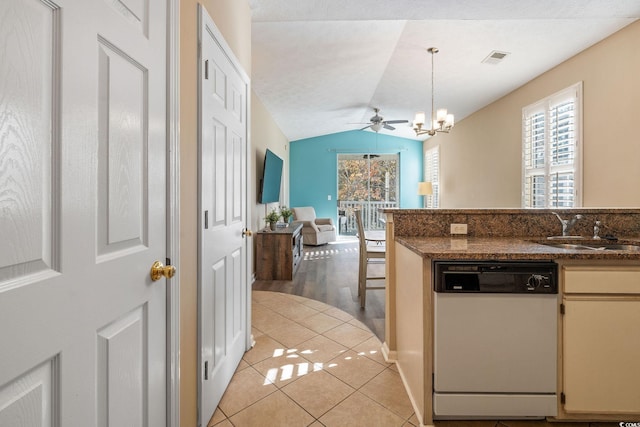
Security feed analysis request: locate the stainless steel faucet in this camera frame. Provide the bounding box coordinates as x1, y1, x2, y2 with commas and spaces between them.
593, 220, 602, 239
552, 212, 583, 236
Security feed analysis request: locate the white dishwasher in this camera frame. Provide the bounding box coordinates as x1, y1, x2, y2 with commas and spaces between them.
433, 260, 558, 419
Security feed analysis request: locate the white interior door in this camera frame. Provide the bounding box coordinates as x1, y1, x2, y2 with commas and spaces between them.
198, 5, 251, 425
0, 0, 168, 425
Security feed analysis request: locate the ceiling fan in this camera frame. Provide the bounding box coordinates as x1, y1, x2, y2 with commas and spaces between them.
357, 108, 408, 132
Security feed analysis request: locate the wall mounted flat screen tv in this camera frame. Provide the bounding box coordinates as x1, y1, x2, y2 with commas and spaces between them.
259, 149, 283, 204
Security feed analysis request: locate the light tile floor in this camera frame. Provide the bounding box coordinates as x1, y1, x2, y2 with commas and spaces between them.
208, 290, 417, 427
208, 291, 622, 427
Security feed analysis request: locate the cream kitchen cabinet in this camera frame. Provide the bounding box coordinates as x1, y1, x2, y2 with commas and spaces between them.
561, 265, 640, 417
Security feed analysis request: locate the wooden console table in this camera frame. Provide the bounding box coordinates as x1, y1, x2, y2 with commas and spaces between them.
255, 222, 303, 280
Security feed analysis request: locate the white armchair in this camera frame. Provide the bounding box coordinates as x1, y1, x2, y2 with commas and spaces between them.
292, 206, 337, 246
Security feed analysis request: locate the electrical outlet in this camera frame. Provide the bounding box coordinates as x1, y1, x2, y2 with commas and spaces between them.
327, 195, 332, 201
450, 223, 468, 235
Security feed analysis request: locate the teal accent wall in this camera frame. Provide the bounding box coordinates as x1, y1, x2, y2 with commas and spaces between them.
290, 130, 424, 221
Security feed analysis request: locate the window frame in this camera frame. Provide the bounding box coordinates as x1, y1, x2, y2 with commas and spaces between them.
522, 82, 583, 208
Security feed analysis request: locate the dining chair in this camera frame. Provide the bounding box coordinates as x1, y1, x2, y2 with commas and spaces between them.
354, 210, 386, 308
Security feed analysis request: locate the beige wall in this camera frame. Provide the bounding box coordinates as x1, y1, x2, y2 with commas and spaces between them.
251, 94, 290, 233
426, 20, 640, 208
179, 1, 252, 426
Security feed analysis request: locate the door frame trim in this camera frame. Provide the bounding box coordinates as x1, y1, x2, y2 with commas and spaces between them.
167, 0, 180, 425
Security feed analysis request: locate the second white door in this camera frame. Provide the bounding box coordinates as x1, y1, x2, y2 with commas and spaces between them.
198, 5, 251, 424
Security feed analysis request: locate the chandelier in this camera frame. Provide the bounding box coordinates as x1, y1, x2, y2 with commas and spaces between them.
413, 47, 454, 137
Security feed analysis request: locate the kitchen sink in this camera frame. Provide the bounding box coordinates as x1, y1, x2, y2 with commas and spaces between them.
540, 242, 640, 251
541, 243, 592, 250
597, 244, 640, 251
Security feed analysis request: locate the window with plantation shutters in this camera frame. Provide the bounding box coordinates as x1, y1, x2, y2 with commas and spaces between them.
522, 82, 582, 208
425, 146, 439, 208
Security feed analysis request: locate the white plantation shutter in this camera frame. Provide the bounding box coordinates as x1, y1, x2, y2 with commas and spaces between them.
425, 146, 439, 208
522, 82, 582, 208
523, 108, 546, 207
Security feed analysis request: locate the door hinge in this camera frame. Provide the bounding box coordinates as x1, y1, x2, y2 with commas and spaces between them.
560, 392, 566, 404
204, 59, 209, 79
204, 361, 208, 380
204, 210, 209, 229
560, 303, 565, 315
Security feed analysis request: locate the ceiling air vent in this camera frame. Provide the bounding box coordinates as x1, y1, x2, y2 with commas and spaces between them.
482, 50, 510, 65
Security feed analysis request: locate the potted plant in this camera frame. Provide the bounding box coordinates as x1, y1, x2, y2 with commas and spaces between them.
280, 206, 293, 225
265, 208, 281, 231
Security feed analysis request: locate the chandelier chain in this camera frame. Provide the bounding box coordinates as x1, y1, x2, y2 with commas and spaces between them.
431, 47, 435, 128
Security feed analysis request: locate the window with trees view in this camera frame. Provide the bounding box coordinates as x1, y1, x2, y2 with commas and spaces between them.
337, 153, 399, 232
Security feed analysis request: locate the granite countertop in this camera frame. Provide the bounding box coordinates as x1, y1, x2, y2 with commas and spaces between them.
396, 236, 640, 261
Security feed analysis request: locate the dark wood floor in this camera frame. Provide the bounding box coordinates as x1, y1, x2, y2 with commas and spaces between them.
252, 237, 386, 341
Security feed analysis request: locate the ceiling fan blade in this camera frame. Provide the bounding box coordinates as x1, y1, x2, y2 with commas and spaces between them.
350, 108, 408, 131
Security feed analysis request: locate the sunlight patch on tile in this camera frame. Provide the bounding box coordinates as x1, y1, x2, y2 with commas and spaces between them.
262, 360, 328, 385
297, 362, 310, 376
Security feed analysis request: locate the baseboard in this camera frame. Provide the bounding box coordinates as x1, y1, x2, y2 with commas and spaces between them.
381, 341, 397, 362
396, 363, 433, 427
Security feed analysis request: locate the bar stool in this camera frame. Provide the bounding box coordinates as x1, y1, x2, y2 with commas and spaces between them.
354, 210, 385, 308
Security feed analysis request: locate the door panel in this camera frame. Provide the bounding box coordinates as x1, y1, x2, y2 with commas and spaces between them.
231, 134, 243, 220
108, 0, 148, 35
97, 38, 148, 258
97, 305, 148, 426
198, 5, 250, 424
0, 358, 57, 427
231, 249, 243, 337
0, 0, 59, 287
0, 0, 168, 425
212, 119, 227, 225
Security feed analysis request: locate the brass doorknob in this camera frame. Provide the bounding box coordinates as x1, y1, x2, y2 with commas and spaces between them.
242, 228, 253, 237
150, 261, 176, 281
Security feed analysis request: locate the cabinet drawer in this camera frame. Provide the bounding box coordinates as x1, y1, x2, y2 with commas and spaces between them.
563, 266, 640, 294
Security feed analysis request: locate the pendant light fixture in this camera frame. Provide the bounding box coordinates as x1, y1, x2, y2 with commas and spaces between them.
413, 47, 454, 137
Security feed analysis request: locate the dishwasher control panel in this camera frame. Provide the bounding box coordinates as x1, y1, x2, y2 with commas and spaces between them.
433, 261, 558, 294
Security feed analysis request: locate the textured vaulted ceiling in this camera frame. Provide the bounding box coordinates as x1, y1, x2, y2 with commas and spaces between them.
249, 0, 640, 141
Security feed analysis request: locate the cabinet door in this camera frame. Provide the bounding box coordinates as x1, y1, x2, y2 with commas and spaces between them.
563, 298, 640, 413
